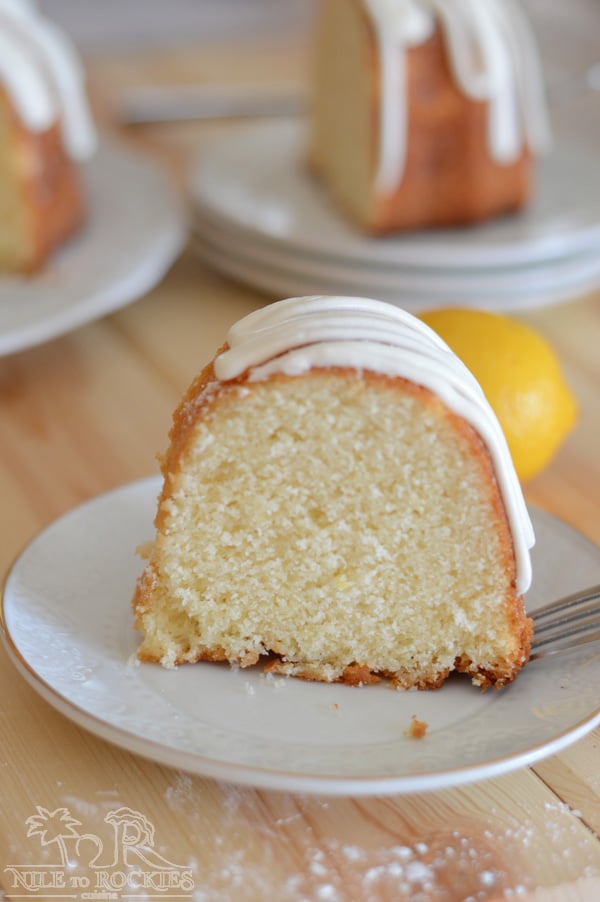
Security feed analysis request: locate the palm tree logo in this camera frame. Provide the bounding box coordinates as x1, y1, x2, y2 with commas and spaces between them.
25, 807, 83, 867
23, 805, 185, 872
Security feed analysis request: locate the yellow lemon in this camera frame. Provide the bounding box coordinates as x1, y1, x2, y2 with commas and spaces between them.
420, 308, 578, 482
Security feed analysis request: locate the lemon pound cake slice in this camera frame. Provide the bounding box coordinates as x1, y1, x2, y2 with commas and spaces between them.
0, 0, 96, 272
309, 0, 550, 233
133, 296, 534, 690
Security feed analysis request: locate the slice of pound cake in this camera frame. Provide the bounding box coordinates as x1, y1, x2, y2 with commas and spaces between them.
0, 0, 97, 272
133, 296, 534, 690
309, 0, 550, 233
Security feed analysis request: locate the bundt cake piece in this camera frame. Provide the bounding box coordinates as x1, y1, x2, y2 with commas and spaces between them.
133, 296, 534, 690
309, 0, 551, 233
0, 0, 96, 272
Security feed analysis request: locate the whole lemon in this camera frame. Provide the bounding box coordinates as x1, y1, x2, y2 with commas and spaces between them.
420, 308, 578, 482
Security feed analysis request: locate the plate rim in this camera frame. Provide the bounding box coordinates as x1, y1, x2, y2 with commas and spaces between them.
192, 207, 600, 286
191, 230, 600, 314
2, 475, 600, 796
189, 120, 600, 270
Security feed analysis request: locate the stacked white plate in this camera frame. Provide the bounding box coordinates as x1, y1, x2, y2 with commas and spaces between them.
189, 120, 600, 312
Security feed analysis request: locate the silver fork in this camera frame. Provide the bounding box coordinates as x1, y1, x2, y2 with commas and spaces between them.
529, 584, 600, 660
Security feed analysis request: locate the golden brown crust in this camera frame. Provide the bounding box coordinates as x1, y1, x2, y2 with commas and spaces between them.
265, 660, 384, 686
368, 28, 531, 233
0, 88, 85, 272
314, 6, 532, 233
153, 344, 229, 533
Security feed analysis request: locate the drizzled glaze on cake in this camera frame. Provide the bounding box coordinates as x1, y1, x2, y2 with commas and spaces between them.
215, 295, 534, 593
0, 0, 96, 160
361, 0, 551, 193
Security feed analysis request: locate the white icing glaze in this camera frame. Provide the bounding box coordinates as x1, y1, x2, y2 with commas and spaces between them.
214, 296, 534, 594
361, 0, 551, 193
0, 0, 96, 160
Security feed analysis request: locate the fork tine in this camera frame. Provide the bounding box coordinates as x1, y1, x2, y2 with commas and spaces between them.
531, 623, 600, 650
529, 629, 600, 659
531, 584, 600, 622
529, 583, 600, 659
532, 598, 600, 637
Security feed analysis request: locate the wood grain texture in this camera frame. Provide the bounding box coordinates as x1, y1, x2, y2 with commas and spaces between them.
1, 30, 599, 902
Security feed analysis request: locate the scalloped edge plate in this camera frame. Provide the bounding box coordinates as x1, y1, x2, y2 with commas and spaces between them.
2, 477, 600, 795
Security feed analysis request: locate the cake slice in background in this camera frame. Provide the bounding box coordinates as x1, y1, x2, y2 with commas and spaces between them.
0, 0, 96, 272
308, 0, 551, 233
133, 295, 534, 691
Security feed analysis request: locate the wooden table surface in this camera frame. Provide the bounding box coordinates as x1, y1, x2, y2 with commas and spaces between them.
1, 34, 599, 902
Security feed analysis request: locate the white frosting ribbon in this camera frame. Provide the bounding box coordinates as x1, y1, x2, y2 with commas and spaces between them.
215, 295, 535, 595
0, 0, 96, 160
362, 0, 551, 193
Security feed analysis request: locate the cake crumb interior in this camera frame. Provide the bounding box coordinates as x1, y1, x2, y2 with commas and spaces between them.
135, 371, 526, 688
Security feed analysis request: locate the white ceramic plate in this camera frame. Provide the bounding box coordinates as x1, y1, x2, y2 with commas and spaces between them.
0, 139, 186, 356
191, 230, 600, 313
189, 120, 600, 270
193, 210, 600, 295
2, 477, 600, 796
